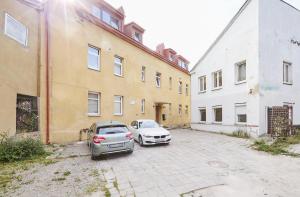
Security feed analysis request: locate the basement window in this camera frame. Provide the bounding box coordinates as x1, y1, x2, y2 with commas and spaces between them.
4, 13, 28, 46
235, 103, 247, 124
199, 108, 206, 122
213, 106, 222, 123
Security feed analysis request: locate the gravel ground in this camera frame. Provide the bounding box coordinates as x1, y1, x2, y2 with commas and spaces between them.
2, 129, 300, 197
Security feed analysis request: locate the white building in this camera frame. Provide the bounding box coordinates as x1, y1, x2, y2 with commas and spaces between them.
191, 0, 300, 136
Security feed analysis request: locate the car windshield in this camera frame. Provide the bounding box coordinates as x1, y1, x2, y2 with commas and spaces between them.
97, 125, 128, 134
139, 121, 159, 129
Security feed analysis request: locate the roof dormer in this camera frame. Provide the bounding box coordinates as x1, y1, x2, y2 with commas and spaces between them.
91, 0, 125, 31
124, 22, 145, 43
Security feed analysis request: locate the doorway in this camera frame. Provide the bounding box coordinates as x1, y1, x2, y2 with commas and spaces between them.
155, 104, 162, 124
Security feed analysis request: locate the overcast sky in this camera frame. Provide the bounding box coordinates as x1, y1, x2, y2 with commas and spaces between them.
105, 0, 300, 70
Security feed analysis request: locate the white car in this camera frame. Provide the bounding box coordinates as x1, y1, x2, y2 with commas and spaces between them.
129, 119, 171, 146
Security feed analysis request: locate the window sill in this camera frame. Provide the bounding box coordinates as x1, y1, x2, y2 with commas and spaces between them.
88, 67, 100, 72
212, 87, 222, 91
88, 114, 101, 117
235, 80, 246, 85
235, 122, 247, 126
212, 122, 222, 125
283, 82, 293, 85
198, 91, 206, 94
114, 73, 124, 77
114, 113, 123, 116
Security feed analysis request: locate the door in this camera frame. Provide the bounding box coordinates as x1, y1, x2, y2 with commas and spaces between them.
155, 105, 161, 124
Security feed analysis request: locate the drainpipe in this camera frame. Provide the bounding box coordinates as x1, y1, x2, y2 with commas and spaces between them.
45, 1, 50, 144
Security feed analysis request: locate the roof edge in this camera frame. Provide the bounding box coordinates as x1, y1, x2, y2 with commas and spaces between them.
190, 0, 252, 72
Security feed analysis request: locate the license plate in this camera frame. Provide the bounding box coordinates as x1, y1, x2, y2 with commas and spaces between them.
155, 139, 161, 143
109, 143, 124, 148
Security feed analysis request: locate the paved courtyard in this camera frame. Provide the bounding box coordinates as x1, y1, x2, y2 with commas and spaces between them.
7, 129, 300, 197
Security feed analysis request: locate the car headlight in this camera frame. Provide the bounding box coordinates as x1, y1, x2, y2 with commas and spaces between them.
143, 135, 152, 138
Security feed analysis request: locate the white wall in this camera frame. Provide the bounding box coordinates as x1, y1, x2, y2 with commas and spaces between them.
191, 0, 260, 136
259, 0, 300, 131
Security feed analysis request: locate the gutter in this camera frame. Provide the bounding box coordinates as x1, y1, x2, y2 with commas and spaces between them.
45, 1, 50, 144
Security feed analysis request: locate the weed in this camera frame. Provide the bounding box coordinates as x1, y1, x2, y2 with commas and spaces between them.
223, 130, 250, 139
63, 171, 71, 176
113, 179, 119, 192
85, 184, 99, 194
89, 169, 99, 177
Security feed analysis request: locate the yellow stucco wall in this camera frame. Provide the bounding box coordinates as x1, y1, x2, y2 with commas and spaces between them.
0, 0, 40, 136
45, 0, 191, 143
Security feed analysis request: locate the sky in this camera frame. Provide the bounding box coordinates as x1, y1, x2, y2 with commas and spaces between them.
105, 0, 300, 70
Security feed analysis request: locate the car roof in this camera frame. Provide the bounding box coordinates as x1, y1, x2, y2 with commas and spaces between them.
95, 121, 126, 127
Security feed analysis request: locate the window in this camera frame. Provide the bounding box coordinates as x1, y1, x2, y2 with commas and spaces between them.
199, 108, 206, 122
179, 104, 182, 115
88, 92, 100, 115
134, 32, 141, 42
114, 56, 123, 76
186, 84, 189, 96
4, 13, 28, 46
114, 96, 123, 115
283, 62, 292, 84
92, 7, 120, 30
213, 106, 222, 123
156, 72, 161, 87
141, 99, 145, 113
185, 105, 189, 115
169, 77, 172, 90
236, 61, 246, 83
88, 45, 100, 70
235, 103, 247, 124
141, 66, 146, 81
169, 54, 175, 62
92, 6, 101, 18
212, 70, 222, 89
178, 81, 182, 94
199, 76, 206, 92
178, 60, 187, 69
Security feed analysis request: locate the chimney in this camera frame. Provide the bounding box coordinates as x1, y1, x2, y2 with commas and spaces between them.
156, 43, 165, 55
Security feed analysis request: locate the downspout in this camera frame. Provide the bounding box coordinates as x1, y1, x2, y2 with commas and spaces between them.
45, 1, 50, 144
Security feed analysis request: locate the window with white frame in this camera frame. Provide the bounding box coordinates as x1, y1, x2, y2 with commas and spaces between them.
235, 103, 247, 124
283, 62, 292, 84
141, 66, 146, 81
199, 108, 206, 122
213, 106, 222, 123
91, 6, 120, 30
199, 76, 206, 92
156, 72, 161, 87
114, 56, 123, 76
179, 104, 182, 115
236, 61, 246, 83
178, 60, 187, 69
212, 70, 222, 89
179, 81, 182, 94
114, 96, 123, 115
88, 92, 100, 115
141, 99, 145, 113
169, 77, 172, 90
4, 13, 28, 46
88, 45, 100, 70
186, 84, 189, 96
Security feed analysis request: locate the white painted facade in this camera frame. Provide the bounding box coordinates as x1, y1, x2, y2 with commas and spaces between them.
191, 0, 300, 136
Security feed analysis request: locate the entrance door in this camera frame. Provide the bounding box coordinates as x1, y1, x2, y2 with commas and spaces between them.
155, 105, 161, 123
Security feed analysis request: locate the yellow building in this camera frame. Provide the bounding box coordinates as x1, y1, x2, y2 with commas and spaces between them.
0, 0, 191, 144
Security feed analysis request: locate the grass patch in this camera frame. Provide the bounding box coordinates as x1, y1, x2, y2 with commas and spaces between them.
222, 130, 250, 139
63, 171, 71, 176
113, 179, 119, 192
252, 132, 300, 157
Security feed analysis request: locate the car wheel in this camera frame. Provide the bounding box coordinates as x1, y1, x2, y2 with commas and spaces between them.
128, 149, 133, 154
139, 136, 144, 146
